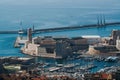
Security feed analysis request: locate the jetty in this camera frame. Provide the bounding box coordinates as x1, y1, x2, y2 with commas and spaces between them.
0, 31, 18, 34
0, 22, 120, 34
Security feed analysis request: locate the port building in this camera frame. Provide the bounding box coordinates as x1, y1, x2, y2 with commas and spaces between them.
88, 30, 120, 56
21, 28, 102, 58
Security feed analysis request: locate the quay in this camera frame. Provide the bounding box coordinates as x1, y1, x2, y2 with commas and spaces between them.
0, 22, 120, 34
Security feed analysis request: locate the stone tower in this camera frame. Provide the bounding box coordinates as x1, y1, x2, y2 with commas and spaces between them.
112, 30, 120, 45
27, 28, 32, 43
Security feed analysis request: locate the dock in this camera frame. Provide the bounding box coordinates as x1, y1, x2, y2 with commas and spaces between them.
0, 22, 120, 34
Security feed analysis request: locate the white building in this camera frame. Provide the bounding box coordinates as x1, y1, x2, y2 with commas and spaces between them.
81, 35, 101, 45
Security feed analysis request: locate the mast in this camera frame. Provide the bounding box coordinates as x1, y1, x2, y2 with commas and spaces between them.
20, 21, 23, 31
97, 16, 100, 26
18, 21, 24, 34
100, 15, 103, 26
103, 15, 106, 25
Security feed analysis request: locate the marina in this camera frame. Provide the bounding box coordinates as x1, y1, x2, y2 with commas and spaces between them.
1, 56, 120, 79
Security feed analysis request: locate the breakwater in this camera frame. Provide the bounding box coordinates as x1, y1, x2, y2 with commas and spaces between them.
0, 22, 120, 34
0, 31, 18, 34
34, 22, 120, 33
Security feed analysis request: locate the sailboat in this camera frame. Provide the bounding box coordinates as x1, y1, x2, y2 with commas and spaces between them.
18, 21, 27, 34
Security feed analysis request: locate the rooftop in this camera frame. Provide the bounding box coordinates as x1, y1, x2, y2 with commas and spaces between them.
81, 35, 101, 38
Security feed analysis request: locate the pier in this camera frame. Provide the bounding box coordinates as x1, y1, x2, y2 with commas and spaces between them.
0, 22, 120, 34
